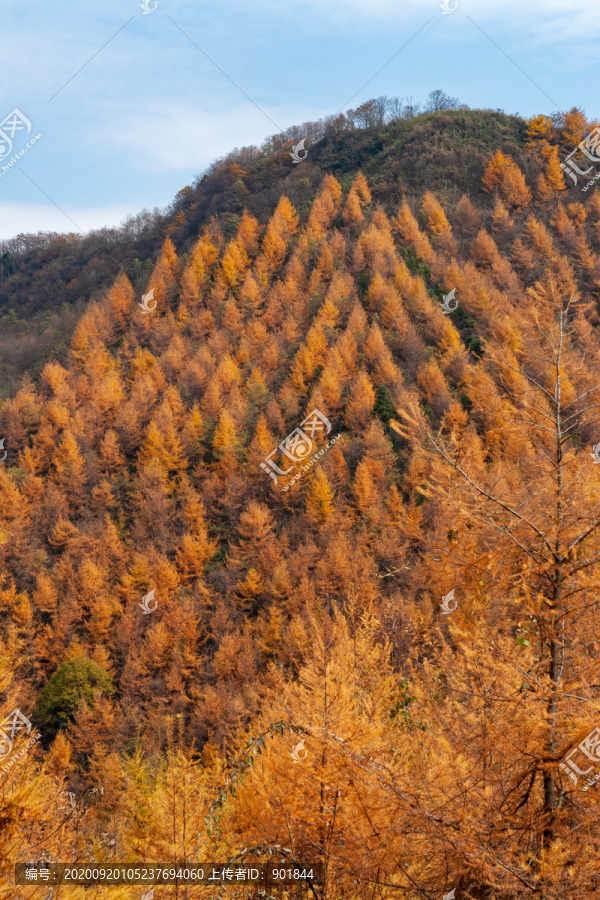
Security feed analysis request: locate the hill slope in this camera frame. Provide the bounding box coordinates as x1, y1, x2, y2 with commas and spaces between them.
0, 106, 529, 397
2, 104, 600, 897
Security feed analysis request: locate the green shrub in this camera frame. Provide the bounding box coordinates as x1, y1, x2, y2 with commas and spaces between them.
374, 385, 396, 424
34, 655, 115, 740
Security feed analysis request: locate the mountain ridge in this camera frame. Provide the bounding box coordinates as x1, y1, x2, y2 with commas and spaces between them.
0, 104, 530, 397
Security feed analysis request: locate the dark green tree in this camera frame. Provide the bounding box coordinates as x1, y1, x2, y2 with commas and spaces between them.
374, 385, 396, 424
34, 655, 115, 741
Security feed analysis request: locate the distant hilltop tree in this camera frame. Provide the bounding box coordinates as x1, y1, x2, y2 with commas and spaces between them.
424, 89, 460, 112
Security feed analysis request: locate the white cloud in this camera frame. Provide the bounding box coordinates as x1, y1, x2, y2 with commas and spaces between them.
261, 0, 600, 40
0, 202, 135, 241
98, 99, 327, 172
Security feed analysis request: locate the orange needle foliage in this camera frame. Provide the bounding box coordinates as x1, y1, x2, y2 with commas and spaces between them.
4, 144, 600, 899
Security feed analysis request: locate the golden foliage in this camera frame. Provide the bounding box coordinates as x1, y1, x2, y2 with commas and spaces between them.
5, 164, 600, 899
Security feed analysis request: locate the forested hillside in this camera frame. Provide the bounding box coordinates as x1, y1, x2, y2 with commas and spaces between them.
2, 105, 600, 898
0, 99, 529, 398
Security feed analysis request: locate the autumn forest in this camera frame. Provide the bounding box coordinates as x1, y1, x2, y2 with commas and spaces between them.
2, 104, 600, 898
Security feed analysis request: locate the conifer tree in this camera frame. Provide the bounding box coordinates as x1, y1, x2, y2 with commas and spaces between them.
560, 106, 587, 147
394, 277, 600, 883
482, 150, 532, 209
344, 369, 376, 431
342, 172, 372, 226
526, 113, 553, 145
304, 467, 335, 524
453, 194, 480, 235
545, 145, 567, 194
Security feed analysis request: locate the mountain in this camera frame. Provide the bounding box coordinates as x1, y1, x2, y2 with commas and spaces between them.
1, 102, 600, 898
0, 103, 528, 398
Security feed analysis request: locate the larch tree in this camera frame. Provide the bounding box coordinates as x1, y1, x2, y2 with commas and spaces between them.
526, 113, 553, 145
453, 194, 481, 235
219, 237, 250, 289
491, 197, 514, 235
304, 467, 335, 525
104, 273, 134, 333
470, 229, 502, 269
482, 150, 532, 210
545, 145, 567, 195
236, 209, 262, 257
260, 195, 300, 274
559, 106, 588, 148
145, 237, 179, 312
342, 171, 371, 226
344, 369, 376, 432
393, 276, 600, 894
394, 201, 435, 263
300, 175, 343, 248
204, 609, 411, 900
421, 190, 450, 235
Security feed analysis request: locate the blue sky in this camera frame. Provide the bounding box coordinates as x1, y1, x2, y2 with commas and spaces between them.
1, 0, 599, 240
